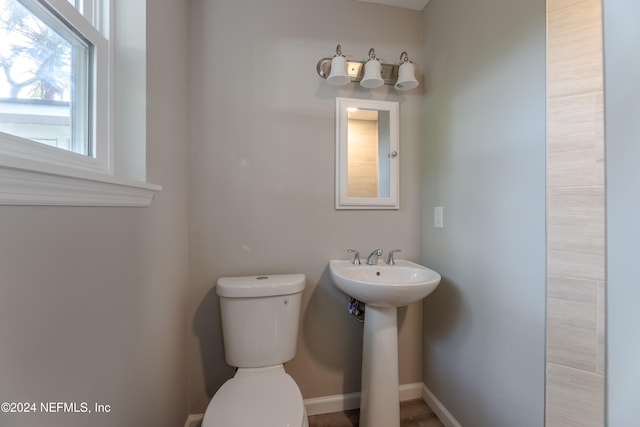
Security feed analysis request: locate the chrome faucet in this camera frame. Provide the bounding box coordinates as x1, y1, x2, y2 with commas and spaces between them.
366, 249, 383, 265
385, 249, 402, 265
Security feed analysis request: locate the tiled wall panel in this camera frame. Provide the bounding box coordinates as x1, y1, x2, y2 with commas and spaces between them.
546, 0, 605, 425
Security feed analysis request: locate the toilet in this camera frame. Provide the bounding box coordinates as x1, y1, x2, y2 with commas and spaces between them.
202, 274, 308, 427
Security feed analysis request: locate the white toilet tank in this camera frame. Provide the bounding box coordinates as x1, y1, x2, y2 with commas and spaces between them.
216, 274, 305, 368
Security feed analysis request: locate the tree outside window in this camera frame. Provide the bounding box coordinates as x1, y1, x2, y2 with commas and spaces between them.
0, 0, 90, 154
0, 0, 72, 102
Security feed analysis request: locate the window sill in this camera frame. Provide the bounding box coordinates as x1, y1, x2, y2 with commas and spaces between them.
0, 155, 161, 206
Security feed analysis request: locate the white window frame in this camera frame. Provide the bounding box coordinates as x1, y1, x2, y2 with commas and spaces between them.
0, 0, 160, 206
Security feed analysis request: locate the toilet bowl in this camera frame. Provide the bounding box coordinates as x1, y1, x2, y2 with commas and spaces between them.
202, 274, 308, 427
202, 365, 308, 427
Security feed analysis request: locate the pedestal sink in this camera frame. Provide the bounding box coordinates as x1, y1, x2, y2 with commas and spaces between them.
329, 259, 441, 427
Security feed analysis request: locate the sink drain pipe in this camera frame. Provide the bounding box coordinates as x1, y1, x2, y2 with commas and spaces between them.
348, 297, 365, 322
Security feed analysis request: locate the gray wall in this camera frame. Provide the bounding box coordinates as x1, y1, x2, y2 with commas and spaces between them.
420, 1, 546, 426
188, 0, 425, 412
0, 1, 190, 426
603, 0, 640, 424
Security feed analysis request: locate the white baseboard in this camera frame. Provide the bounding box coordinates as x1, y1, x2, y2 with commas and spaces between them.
303, 382, 423, 416
421, 383, 463, 427
399, 382, 424, 400
303, 390, 361, 416
184, 382, 460, 427
183, 413, 203, 427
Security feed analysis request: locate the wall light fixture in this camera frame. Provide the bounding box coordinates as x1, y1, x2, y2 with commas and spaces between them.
360, 48, 384, 88
327, 44, 350, 86
316, 44, 419, 91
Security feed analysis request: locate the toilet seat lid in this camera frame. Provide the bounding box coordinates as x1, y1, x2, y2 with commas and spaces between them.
203, 367, 304, 427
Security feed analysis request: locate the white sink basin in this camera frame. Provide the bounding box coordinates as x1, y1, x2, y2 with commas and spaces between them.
329, 259, 441, 307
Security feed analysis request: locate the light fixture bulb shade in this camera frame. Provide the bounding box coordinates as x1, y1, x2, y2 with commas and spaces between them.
394, 61, 419, 91
360, 59, 384, 89
327, 55, 350, 86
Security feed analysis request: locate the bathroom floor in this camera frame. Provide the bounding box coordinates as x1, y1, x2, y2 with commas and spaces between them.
307, 399, 445, 427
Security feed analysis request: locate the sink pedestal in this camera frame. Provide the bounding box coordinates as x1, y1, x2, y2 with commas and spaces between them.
360, 305, 400, 427
328, 259, 442, 427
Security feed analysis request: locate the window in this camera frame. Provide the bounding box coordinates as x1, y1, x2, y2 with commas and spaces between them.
0, 0, 106, 169
0, 0, 159, 206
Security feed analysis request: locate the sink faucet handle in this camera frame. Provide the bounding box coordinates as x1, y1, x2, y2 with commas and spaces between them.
386, 249, 402, 265
347, 249, 361, 265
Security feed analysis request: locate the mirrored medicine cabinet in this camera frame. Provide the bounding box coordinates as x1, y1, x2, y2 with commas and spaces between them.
335, 97, 399, 209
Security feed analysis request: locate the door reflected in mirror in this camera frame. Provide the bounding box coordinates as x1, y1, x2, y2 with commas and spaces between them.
336, 98, 399, 209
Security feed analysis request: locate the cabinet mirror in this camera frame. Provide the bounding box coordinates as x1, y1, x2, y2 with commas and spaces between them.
335, 98, 399, 209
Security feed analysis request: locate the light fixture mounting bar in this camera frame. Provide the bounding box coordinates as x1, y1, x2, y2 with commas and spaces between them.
316, 57, 400, 86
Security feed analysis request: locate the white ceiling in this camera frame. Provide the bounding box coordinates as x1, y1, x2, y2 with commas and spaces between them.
354, 0, 430, 11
